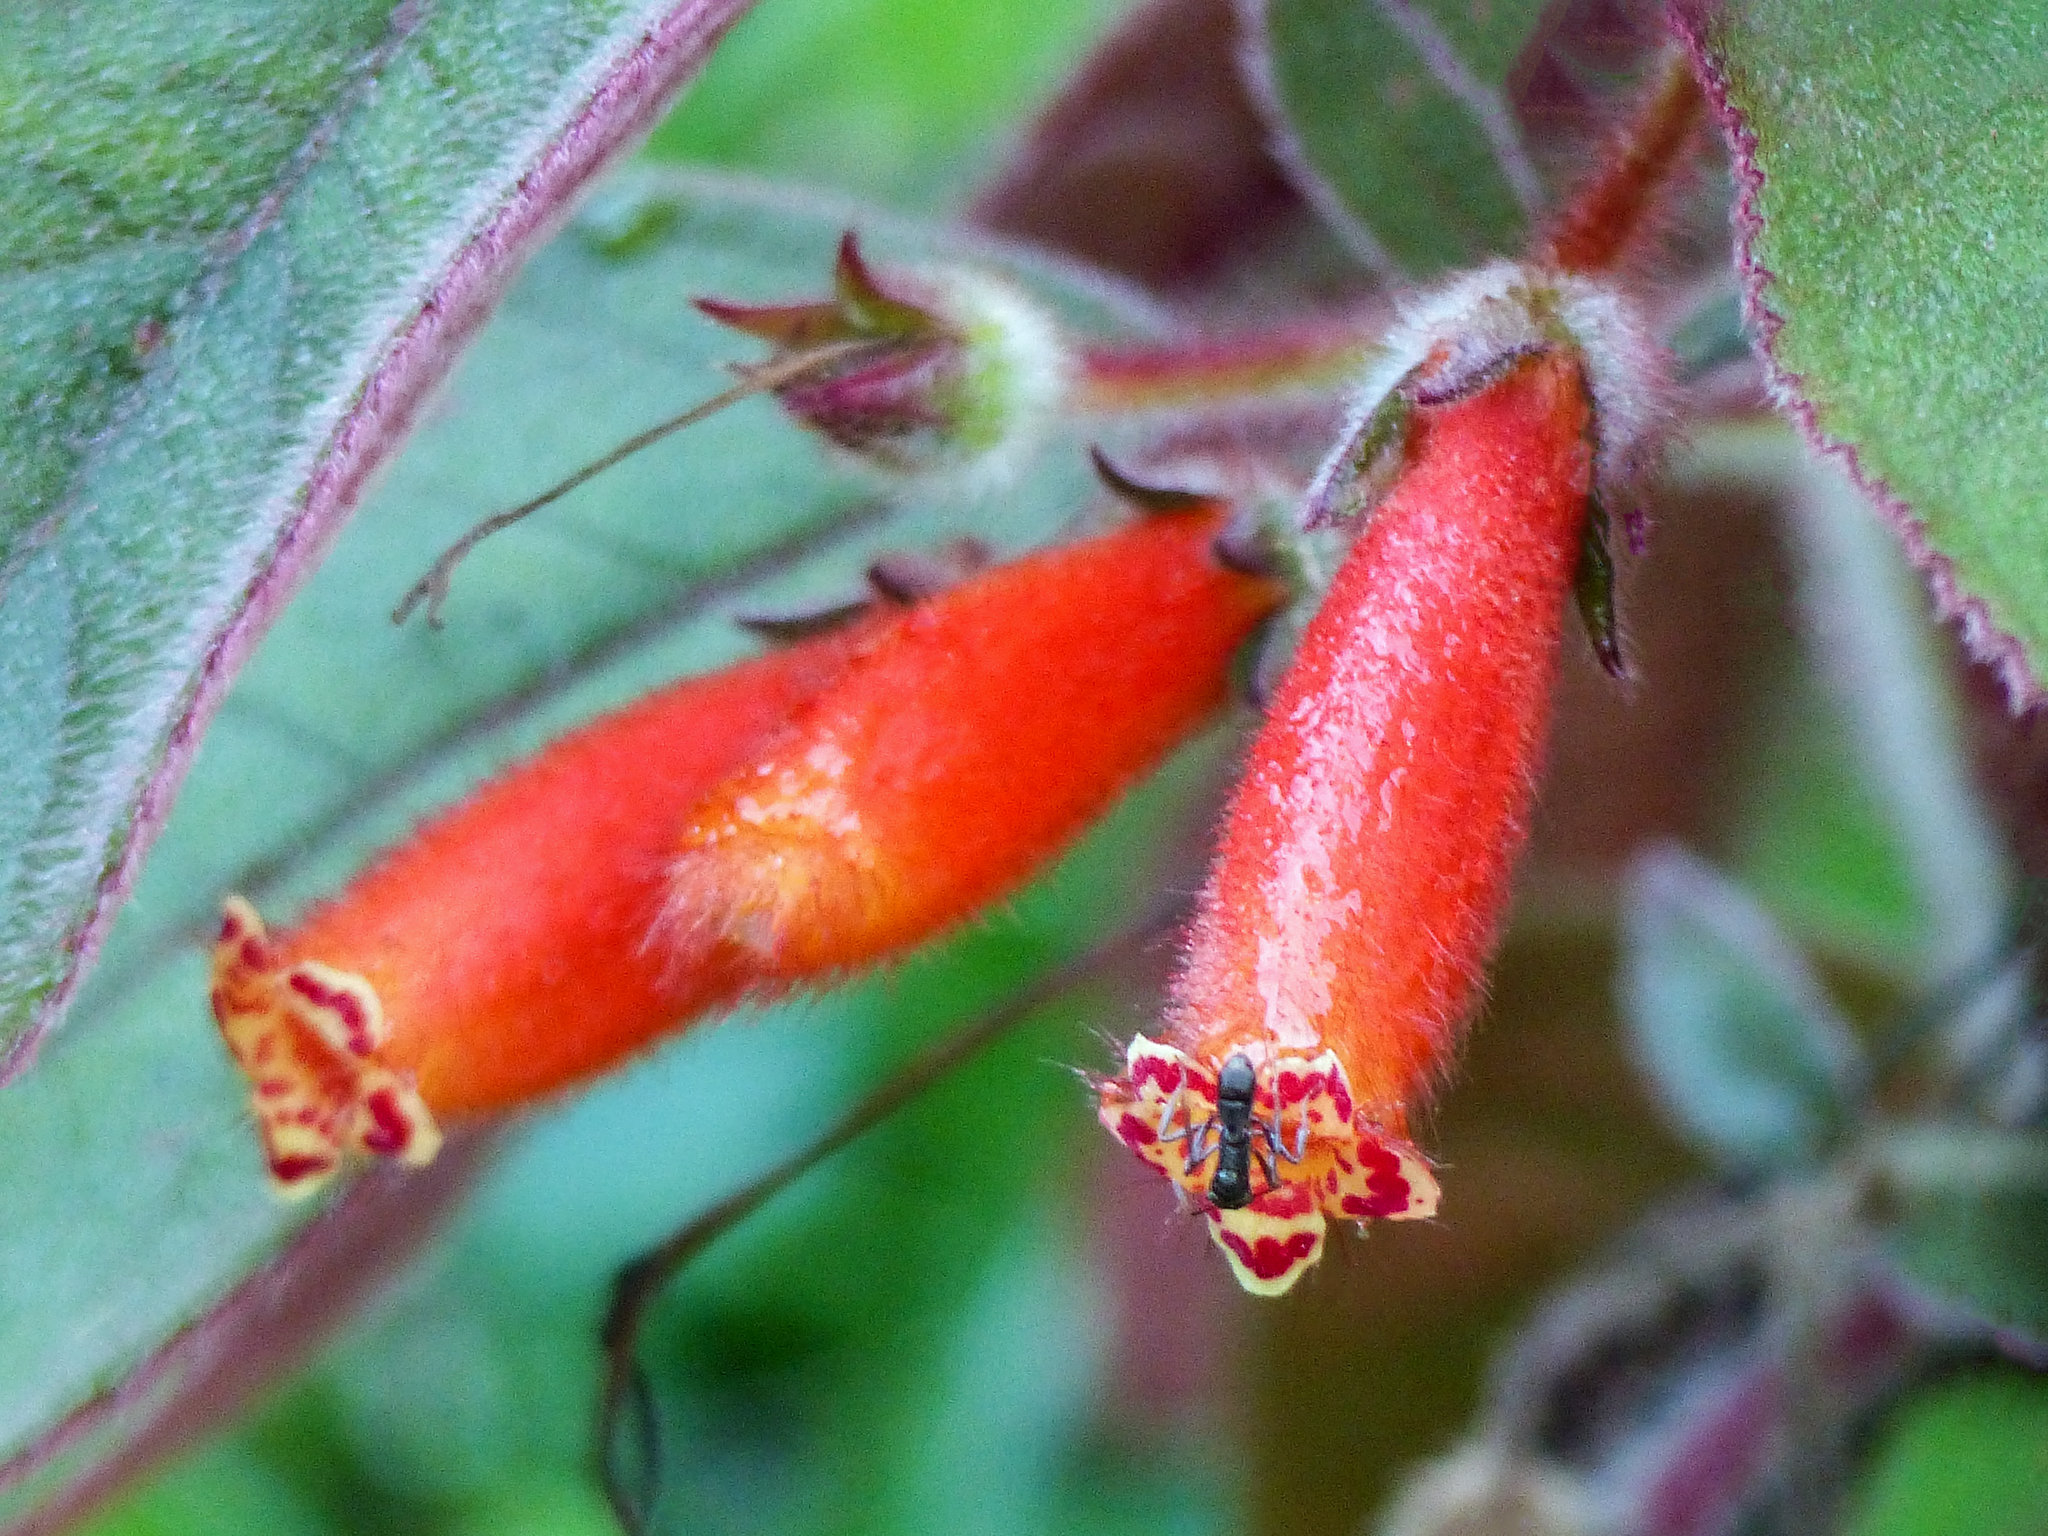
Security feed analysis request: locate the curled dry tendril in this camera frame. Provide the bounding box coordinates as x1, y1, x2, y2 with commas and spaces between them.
593, 901, 1185, 1536
394, 340, 876, 629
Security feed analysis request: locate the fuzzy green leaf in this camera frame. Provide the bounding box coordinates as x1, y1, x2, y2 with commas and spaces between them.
1689, 0, 2048, 694
1246, 0, 1551, 274
1621, 844, 1867, 1170
1874, 1125, 2048, 1347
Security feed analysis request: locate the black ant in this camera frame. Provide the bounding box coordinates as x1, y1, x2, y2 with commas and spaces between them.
1157, 1052, 1310, 1209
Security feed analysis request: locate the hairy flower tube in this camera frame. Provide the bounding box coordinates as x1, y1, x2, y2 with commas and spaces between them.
215, 500, 1281, 1197
665, 497, 1285, 983
1101, 292, 1649, 1294
211, 629, 872, 1196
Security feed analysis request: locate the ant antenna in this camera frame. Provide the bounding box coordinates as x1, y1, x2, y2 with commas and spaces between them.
393, 339, 873, 629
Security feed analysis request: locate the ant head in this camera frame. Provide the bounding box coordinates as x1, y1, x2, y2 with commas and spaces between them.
1217, 1052, 1258, 1100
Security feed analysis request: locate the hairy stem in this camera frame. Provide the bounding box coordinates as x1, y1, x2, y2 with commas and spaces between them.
1540, 48, 1707, 279
1073, 321, 1377, 415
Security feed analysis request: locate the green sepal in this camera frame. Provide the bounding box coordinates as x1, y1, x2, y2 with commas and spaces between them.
1574, 492, 1627, 680
1088, 447, 1214, 516
1304, 387, 1411, 529
833, 231, 941, 340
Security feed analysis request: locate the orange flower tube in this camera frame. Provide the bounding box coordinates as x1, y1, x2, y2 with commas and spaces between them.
665, 500, 1285, 983
210, 629, 873, 1195
1100, 344, 1599, 1294
214, 500, 1282, 1198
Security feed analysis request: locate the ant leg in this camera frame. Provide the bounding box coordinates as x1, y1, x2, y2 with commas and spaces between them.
1181, 1119, 1218, 1177
1254, 1139, 1281, 1196
1260, 1096, 1314, 1167
1155, 1082, 1188, 1144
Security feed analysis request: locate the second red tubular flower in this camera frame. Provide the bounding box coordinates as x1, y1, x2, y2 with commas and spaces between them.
1102, 344, 1599, 1294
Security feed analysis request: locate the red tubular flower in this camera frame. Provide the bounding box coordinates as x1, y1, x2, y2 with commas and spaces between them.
665, 499, 1285, 983
1101, 341, 1606, 1294
214, 501, 1282, 1197
211, 629, 871, 1195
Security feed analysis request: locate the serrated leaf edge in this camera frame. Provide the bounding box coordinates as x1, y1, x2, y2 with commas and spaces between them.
1668, 3, 2044, 713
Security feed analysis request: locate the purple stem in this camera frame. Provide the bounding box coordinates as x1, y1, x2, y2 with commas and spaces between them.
0, 1138, 494, 1534
1630, 1286, 1919, 1536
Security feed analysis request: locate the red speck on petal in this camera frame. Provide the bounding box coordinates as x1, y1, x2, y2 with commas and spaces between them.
1331, 1081, 1353, 1121
287, 971, 373, 1054
360, 1088, 412, 1155
1255, 1181, 1317, 1218
1366, 1168, 1413, 1212
1117, 1112, 1157, 1149
1130, 1055, 1183, 1096
239, 938, 267, 970
1214, 1226, 1320, 1282
1340, 1140, 1417, 1216
269, 1154, 335, 1185
1276, 1070, 1303, 1104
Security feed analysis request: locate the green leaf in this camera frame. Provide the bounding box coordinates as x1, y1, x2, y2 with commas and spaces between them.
0, 171, 1159, 1516
1621, 844, 1867, 1169
1847, 1368, 2048, 1536
0, 0, 763, 1075
1686, 0, 2048, 695
1244, 0, 1550, 274
1873, 1125, 2048, 1347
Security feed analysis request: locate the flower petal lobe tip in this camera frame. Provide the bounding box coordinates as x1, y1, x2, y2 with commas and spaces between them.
1099, 1035, 1438, 1295
211, 897, 441, 1198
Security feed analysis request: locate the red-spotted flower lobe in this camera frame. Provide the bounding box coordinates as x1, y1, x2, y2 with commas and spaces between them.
1101, 345, 1598, 1294
666, 502, 1285, 983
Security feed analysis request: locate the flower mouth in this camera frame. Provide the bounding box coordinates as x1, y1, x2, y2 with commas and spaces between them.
1098, 1034, 1440, 1295
210, 897, 442, 1198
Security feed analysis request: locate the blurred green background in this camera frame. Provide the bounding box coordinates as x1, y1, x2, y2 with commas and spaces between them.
643, 0, 1128, 209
